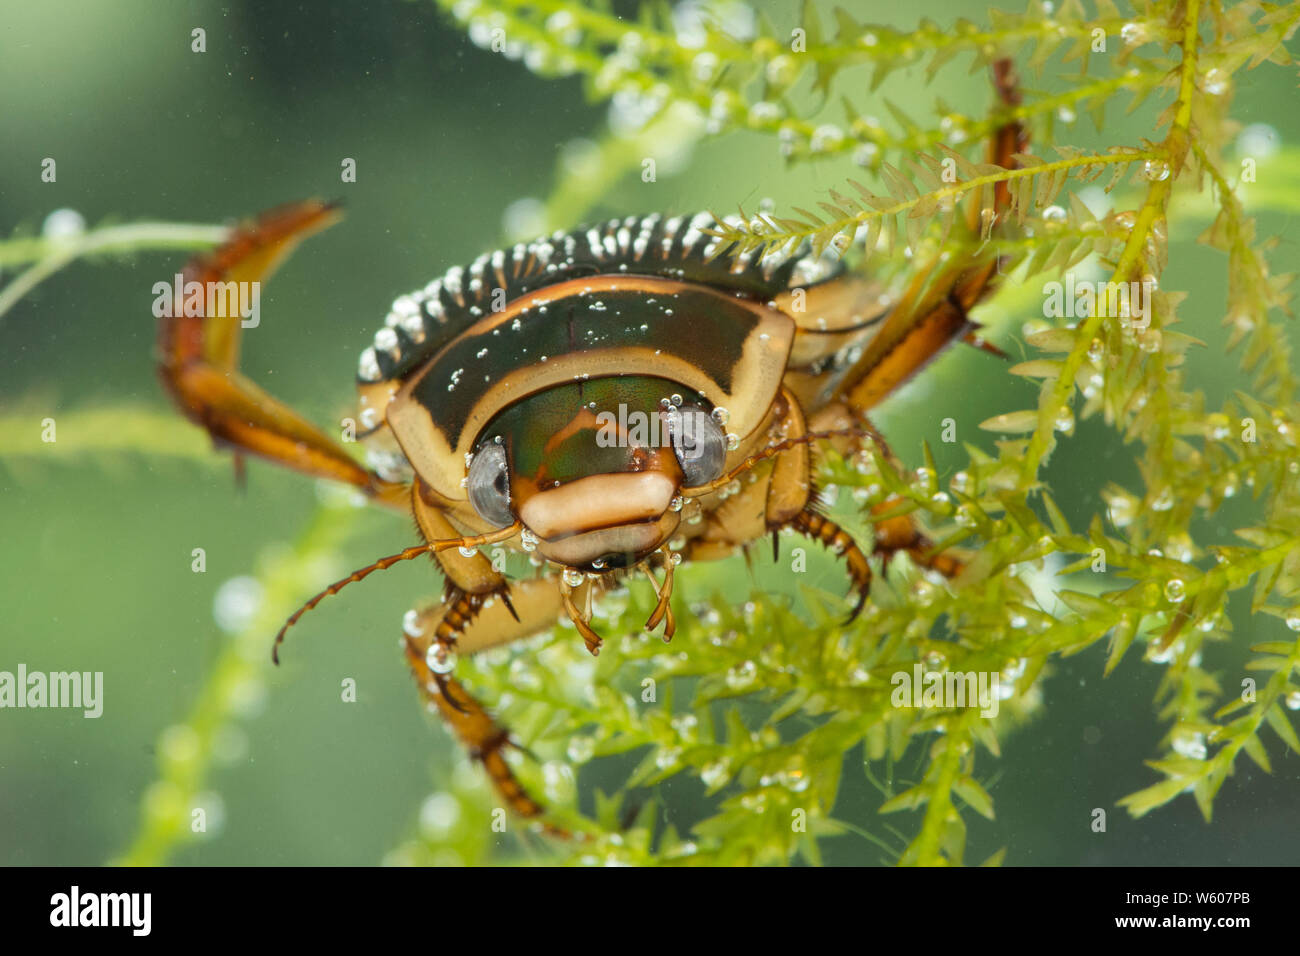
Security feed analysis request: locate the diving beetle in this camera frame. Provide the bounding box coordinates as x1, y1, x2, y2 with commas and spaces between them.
158, 62, 1025, 830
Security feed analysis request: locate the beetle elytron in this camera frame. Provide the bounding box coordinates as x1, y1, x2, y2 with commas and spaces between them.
158, 62, 1024, 831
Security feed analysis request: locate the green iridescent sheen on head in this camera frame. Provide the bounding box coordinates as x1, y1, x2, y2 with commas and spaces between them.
478, 376, 707, 487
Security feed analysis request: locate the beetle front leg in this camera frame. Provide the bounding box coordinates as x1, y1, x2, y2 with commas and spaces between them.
158, 200, 403, 505
403, 575, 566, 830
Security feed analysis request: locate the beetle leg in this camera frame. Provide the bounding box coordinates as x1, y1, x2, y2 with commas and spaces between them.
828, 59, 1025, 418
403, 576, 569, 833
869, 500, 965, 583
559, 576, 603, 655
404, 636, 550, 825
785, 510, 874, 623
641, 547, 677, 640
158, 200, 403, 506
763, 388, 813, 528
410, 479, 519, 603
784, 61, 1023, 592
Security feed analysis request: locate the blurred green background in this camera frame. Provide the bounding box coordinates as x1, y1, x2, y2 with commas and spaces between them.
1, 0, 1297, 865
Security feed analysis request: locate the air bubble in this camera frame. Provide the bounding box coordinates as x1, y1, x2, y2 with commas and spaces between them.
1053, 406, 1075, 435
655, 747, 682, 770
1120, 22, 1149, 46
402, 609, 425, 638
810, 124, 845, 152
1087, 338, 1104, 366
852, 142, 881, 169
418, 793, 462, 839
700, 759, 730, 788
726, 660, 757, 689
1201, 68, 1228, 96
1143, 160, 1170, 182
747, 101, 782, 126
764, 54, 799, 87
1171, 730, 1207, 760
42, 208, 86, 239
213, 576, 264, 634
426, 646, 456, 675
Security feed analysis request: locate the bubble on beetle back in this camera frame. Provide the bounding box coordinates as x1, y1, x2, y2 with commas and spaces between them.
213, 576, 264, 634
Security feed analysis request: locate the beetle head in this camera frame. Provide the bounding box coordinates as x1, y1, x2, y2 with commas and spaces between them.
465, 377, 728, 571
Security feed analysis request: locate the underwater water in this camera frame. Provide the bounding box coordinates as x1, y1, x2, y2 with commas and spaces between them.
2, 0, 1299, 868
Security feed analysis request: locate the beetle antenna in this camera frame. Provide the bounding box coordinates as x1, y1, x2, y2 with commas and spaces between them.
272, 522, 521, 663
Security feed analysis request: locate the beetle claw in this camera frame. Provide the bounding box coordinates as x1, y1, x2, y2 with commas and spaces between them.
844, 587, 869, 627
500, 587, 520, 623
560, 579, 604, 655
434, 669, 472, 716
641, 548, 676, 638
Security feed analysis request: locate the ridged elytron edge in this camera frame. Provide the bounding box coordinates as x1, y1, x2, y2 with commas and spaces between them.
356, 212, 844, 386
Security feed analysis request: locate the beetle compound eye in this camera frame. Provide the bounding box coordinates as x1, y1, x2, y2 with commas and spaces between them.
667, 405, 727, 487
467, 443, 514, 528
